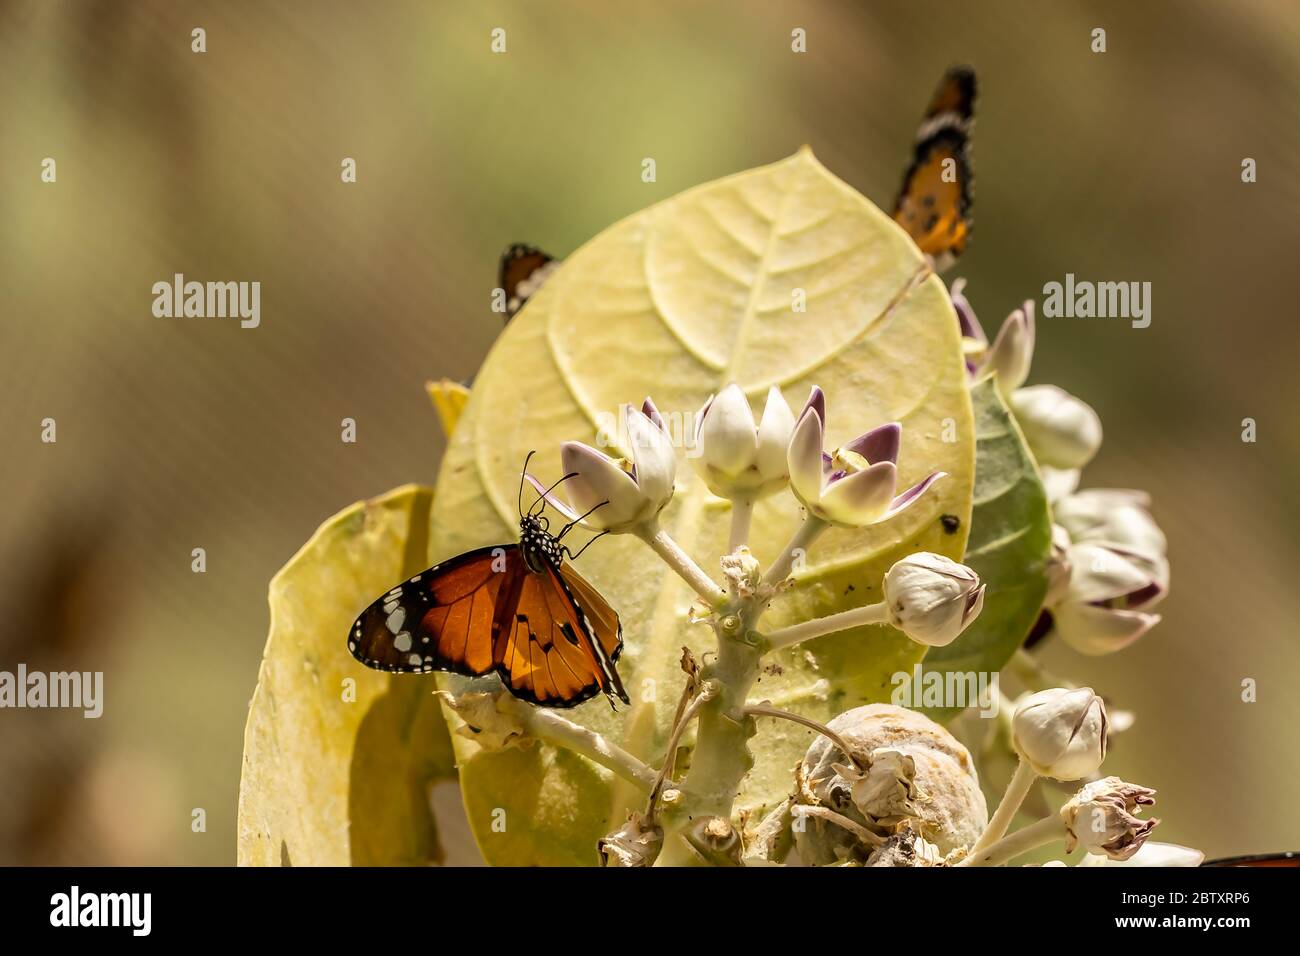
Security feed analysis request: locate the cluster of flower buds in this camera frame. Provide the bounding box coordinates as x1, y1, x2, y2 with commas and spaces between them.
949, 280, 1170, 657
691, 384, 797, 501
536, 385, 944, 535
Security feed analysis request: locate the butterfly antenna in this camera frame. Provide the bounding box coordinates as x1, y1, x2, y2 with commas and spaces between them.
556, 499, 608, 540
529, 471, 578, 517
562, 529, 609, 563
517, 450, 537, 518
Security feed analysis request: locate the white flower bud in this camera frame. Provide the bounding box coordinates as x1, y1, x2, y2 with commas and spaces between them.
1010, 384, 1103, 470
1011, 687, 1108, 780
980, 301, 1035, 397
1060, 776, 1159, 861
883, 552, 985, 647
692, 384, 796, 500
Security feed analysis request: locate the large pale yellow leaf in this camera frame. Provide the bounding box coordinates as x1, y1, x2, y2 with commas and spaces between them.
430, 149, 975, 865
238, 484, 455, 866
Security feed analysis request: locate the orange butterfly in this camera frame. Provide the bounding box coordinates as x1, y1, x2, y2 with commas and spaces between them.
348, 457, 628, 708
893, 66, 976, 272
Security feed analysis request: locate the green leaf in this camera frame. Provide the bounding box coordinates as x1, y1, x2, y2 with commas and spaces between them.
430, 149, 975, 865
238, 484, 456, 866
920, 379, 1052, 723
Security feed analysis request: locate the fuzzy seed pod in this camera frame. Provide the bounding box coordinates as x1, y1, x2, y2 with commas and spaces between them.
793, 704, 988, 865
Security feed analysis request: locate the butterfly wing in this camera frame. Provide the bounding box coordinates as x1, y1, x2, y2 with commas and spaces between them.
348, 545, 519, 676
893, 67, 976, 271
498, 243, 558, 319
494, 562, 629, 708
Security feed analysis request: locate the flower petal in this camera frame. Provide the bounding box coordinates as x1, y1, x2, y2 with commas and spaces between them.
950, 278, 987, 344
642, 396, 667, 431
800, 385, 825, 426
1066, 543, 1161, 605
560, 441, 645, 529
1052, 602, 1160, 656
880, 471, 946, 521
625, 405, 677, 506
754, 386, 796, 483
696, 383, 758, 477
984, 303, 1035, 395
844, 421, 901, 466
819, 460, 897, 525
787, 407, 826, 507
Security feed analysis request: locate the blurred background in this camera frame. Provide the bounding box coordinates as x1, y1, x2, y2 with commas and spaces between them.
1, 0, 1297, 865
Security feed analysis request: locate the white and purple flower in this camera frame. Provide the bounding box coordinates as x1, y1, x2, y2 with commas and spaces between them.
530, 398, 678, 534
786, 388, 945, 528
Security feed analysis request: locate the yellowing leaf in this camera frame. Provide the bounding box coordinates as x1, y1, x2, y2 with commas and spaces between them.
426, 379, 471, 439
238, 484, 455, 866
430, 149, 975, 865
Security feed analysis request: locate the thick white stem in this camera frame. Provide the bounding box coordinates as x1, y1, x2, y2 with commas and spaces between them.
728, 495, 755, 554
761, 514, 829, 587
499, 697, 657, 791
638, 523, 727, 607
969, 758, 1038, 855
957, 814, 1068, 867
761, 601, 889, 653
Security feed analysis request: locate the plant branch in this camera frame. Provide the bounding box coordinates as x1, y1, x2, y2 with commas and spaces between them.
792, 805, 885, 847
744, 702, 864, 770
969, 757, 1038, 855
956, 814, 1067, 867
638, 523, 727, 607
498, 696, 656, 792
760, 601, 889, 653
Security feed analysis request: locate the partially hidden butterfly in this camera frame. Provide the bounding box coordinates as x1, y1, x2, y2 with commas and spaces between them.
499, 243, 559, 319
892, 66, 976, 272
347, 456, 629, 709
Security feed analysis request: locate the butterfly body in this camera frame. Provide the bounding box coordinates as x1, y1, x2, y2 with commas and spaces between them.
348, 513, 628, 709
